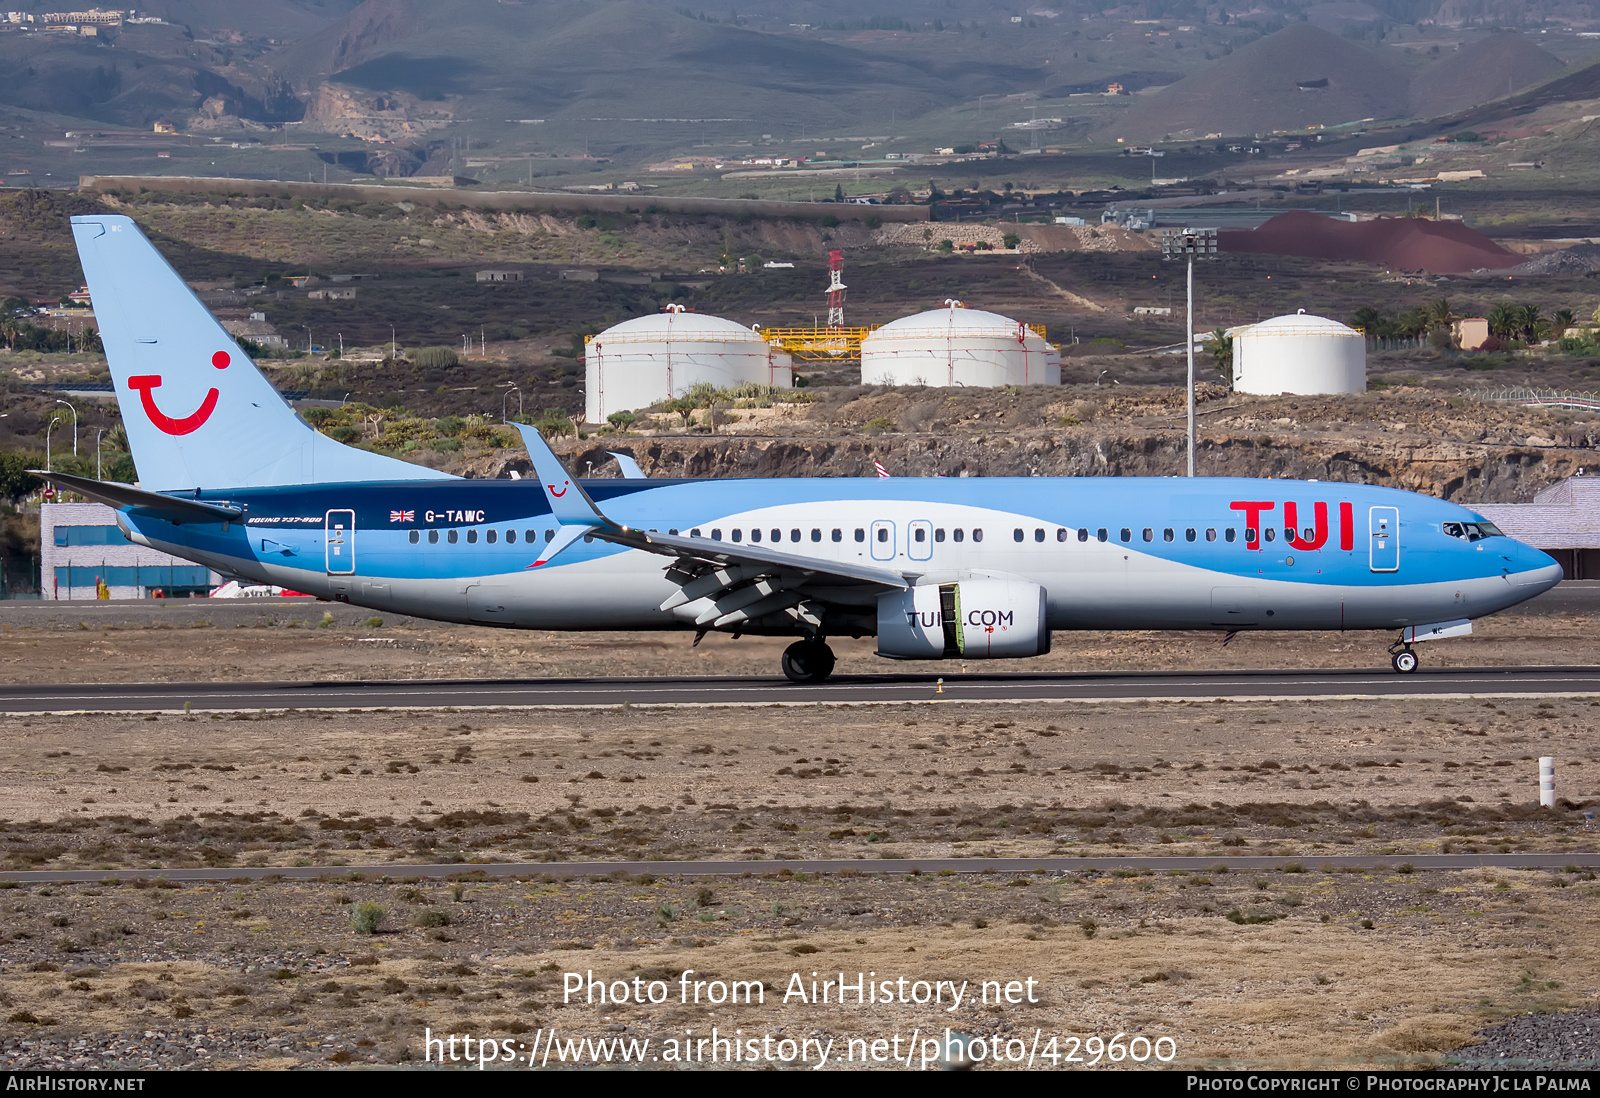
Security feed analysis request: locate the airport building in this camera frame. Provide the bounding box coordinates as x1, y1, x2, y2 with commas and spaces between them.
41, 501, 221, 599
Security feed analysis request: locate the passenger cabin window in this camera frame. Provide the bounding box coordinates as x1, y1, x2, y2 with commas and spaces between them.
812, 529, 822, 542
712, 529, 722, 541
1264, 528, 1276, 542
545, 529, 555, 542
773, 528, 782, 543
690, 528, 701, 538
748, 529, 759, 542
935, 529, 946, 543
953, 529, 964, 543
467, 529, 478, 544
914, 527, 927, 543
732, 529, 742, 542
1034, 528, 1045, 542
448, 530, 459, 544
973, 529, 984, 543
1078, 528, 1088, 542
854, 529, 865, 542
1057, 529, 1068, 542
832, 529, 842, 542
409, 530, 420, 544
1013, 528, 1024, 543
428, 530, 439, 544
1185, 528, 1196, 542
1163, 528, 1174, 543
1120, 528, 1131, 542
876, 527, 889, 543
791, 529, 801, 543
1245, 528, 1257, 544
1143, 528, 1153, 542
1096, 528, 1108, 543
1205, 528, 1217, 542
486, 529, 497, 544
1225, 528, 1236, 543
506, 530, 516, 544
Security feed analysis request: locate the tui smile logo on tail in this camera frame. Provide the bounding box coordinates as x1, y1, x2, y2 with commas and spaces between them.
127, 350, 230, 436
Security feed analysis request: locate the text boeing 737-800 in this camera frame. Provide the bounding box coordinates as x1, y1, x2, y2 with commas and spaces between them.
42, 214, 1562, 682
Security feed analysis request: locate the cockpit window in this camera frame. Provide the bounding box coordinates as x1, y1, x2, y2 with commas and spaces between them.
1443, 521, 1504, 542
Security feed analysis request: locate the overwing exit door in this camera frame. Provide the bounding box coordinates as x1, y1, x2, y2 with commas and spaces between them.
1369, 506, 1398, 572
325, 509, 355, 574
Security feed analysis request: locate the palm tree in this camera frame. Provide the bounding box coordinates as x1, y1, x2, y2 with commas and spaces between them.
1206, 328, 1234, 384
1554, 308, 1575, 339
1350, 306, 1382, 333
1486, 303, 1517, 341
1517, 303, 1546, 345
1426, 297, 1455, 333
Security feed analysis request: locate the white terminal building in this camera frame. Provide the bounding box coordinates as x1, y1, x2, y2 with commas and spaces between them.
1231, 310, 1366, 396
41, 502, 220, 599
860, 302, 1061, 388
584, 306, 792, 423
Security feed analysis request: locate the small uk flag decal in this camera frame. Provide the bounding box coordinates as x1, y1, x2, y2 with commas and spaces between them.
390, 510, 415, 523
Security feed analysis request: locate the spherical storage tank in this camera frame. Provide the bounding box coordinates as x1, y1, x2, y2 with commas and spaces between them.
1231, 310, 1365, 396
584, 305, 792, 423
860, 301, 1061, 388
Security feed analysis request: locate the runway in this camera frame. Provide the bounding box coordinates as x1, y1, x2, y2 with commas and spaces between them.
4, 665, 1600, 713
5, 852, 1597, 886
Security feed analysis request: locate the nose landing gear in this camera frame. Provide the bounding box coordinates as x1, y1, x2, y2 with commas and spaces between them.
1389, 644, 1418, 674
782, 639, 836, 683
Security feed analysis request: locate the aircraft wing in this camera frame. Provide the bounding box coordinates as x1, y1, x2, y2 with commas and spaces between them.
515, 423, 905, 631
34, 471, 244, 524
600, 527, 907, 589
593, 526, 906, 630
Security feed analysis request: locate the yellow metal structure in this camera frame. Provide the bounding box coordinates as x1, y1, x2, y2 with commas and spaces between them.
757, 326, 873, 361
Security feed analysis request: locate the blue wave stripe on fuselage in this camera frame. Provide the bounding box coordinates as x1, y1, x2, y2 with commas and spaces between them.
148, 476, 1548, 591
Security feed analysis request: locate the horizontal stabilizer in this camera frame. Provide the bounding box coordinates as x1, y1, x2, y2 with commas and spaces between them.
34, 471, 243, 524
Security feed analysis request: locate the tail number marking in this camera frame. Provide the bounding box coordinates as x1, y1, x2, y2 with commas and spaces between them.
127, 352, 230, 436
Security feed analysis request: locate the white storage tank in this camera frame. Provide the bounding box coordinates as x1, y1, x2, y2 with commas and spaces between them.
1232, 310, 1366, 395
585, 305, 793, 423
860, 301, 1061, 388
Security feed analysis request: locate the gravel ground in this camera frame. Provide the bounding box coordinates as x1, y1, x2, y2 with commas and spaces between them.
1443, 1010, 1600, 1070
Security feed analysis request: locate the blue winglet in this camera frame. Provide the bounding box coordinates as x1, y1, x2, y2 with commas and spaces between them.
511, 423, 607, 528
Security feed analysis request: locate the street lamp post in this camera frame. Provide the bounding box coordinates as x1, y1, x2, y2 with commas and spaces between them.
502, 386, 521, 423
46, 415, 60, 472
95, 427, 104, 481
1160, 227, 1218, 478
55, 399, 77, 456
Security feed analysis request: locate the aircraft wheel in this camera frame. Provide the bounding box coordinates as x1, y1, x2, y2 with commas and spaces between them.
1392, 648, 1418, 674
782, 640, 836, 684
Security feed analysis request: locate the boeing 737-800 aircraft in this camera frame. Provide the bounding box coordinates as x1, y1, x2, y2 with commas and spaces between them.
43, 215, 1562, 682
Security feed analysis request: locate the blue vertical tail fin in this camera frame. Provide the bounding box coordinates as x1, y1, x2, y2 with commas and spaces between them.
70, 214, 455, 492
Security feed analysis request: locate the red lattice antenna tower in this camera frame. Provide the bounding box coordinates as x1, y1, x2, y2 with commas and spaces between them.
825, 249, 846, 329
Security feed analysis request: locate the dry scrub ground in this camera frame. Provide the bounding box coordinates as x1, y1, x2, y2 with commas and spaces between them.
2, 602, 1599, 1069
0, 697, 1597, 1069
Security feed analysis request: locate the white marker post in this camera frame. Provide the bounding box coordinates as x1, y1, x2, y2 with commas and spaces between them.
1539, 756, 1556, 808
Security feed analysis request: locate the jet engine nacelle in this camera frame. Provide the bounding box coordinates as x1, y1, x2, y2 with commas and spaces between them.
876, 577, 1050, 660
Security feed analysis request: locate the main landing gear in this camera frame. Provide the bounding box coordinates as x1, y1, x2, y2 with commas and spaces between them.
1390, 645, 1419, 674
782, 639, 836, 684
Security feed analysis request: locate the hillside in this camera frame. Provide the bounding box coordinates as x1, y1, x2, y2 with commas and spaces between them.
1099, 22, 1412, 142
1410, 31, 1566, 118
277, 0, 1043, 129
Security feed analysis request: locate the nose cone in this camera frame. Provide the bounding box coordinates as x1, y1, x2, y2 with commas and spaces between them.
1508, 540, 1563, 596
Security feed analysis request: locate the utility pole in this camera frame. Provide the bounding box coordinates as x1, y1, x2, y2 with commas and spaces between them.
1161, 227, 1218, 478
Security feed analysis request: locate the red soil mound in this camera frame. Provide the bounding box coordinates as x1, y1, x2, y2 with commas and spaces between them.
1217, 210, 1520, 275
